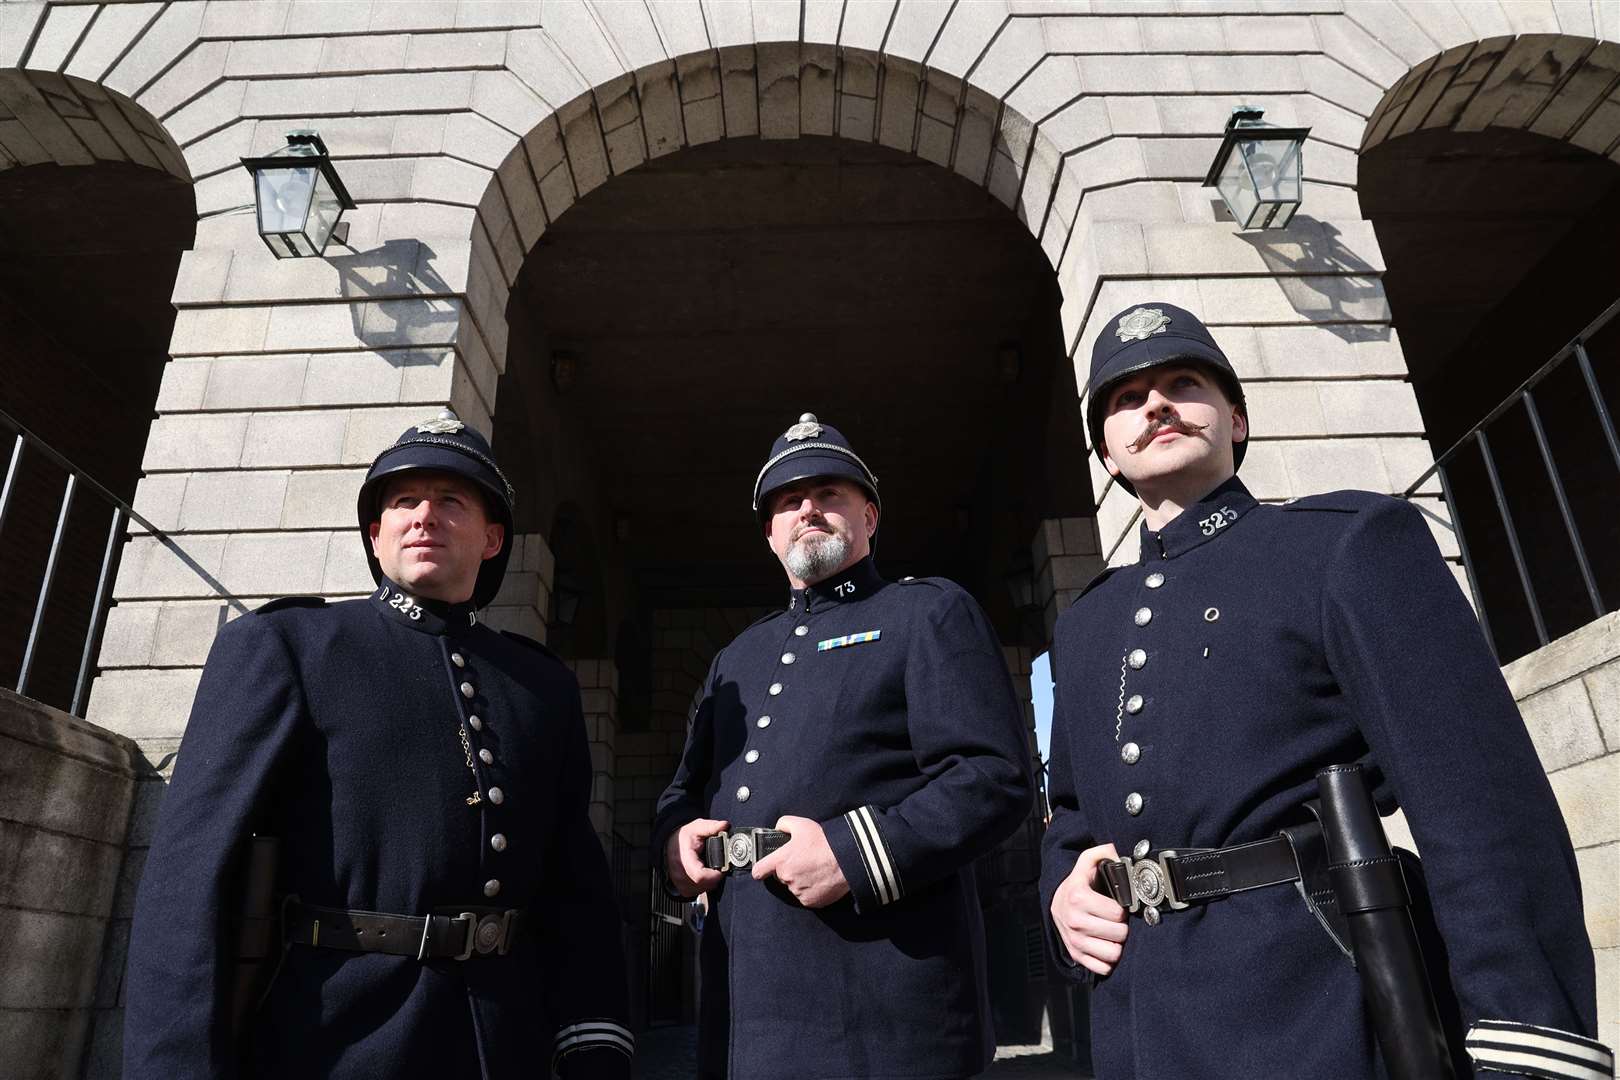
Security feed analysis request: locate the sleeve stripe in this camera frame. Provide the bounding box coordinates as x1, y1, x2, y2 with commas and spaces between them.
553, 1019, 635, 1061
555, 1031, 634, 1055
844, 805, 903, 905
1466, 1021, 1614, 1080
844, 807, 895, 905
1467, 1048, 1611, 1080
860, 804, 904, 901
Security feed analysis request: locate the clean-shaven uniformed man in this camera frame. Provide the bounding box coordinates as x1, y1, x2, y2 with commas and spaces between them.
124, 411, 633, 1079
1040, 303, 1611, 1080
654, 414, 1034, 1079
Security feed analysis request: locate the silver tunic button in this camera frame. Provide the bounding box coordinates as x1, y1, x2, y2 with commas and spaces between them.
1121, 742, 1141, 764
794, 625, 808, 637
484, 879, 501, 897
460, 681, 475, 699
1126, 694, 1144, 715
757, 716, 771, 728
1133, 839, 1151, 859
488, 786, 504, 805
736, 786, 751, 802
1125, 792, 1144, 815
1128, 648, 1147, 670
478, 748, 494, 765
1143, 905, 1162, 926
468, 715, 483, 731
451, 652, 465, 667
1145, 572, 1164, 589
1134, 607, 1152, 626
745, 749, 759, 763
781, 653, 795, 665
490, 833, 507, 852
768, 682, 783, 695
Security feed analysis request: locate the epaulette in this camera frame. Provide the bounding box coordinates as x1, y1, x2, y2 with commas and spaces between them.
896, 575, 950, 590
1071, 566, 1120, 604
742, 608, 787, 633
500, 630, 562, 662
1282, 489, 1392, 515
254, 596, 326, 614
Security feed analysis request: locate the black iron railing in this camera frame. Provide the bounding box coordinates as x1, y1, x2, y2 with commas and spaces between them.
1402, 296, 1620, 663
0, 408, 244, 716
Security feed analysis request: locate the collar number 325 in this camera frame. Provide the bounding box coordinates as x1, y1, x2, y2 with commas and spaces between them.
1198, 507, 1238, 536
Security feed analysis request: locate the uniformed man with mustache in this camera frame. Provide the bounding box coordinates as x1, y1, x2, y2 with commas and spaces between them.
1041, 302, 1609, 1080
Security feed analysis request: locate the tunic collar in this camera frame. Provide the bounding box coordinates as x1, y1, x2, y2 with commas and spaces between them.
370, 577, 479, 635
790, 555, 886, 612
1138, 475, 1257, 561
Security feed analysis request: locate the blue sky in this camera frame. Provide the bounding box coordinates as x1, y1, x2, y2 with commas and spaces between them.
1032, 650, 1054, 766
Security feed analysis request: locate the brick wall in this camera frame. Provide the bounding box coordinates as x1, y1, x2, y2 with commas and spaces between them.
0, 689, 141, 1080
1501, 614, 1620, 1051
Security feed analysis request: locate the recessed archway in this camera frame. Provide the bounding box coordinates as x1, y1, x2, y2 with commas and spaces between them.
0, 70, 195, 713
1360, 35, 1620, 662
472, 42, 1091, 1033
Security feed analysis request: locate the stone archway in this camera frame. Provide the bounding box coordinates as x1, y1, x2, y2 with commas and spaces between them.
0, 69, 196, 712
1358, 34, 1620, 660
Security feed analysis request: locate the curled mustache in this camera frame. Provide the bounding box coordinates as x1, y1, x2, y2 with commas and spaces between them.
1129, 413, 1208, 454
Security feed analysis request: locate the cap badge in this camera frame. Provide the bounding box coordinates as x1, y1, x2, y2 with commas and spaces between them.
784, 412, 822, 441
415, 410, 465, 435
1115, 307, 1171, 343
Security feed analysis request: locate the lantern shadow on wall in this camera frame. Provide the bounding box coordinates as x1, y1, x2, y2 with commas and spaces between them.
326, 238, 460, 352
1234, 217, 1393, 345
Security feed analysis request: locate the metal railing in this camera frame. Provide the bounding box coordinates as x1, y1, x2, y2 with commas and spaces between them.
1401, 296, 1620, 662
1, 408, 244, 716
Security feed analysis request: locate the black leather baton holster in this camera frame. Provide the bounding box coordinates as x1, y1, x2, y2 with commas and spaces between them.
229, 835, 282, 1044
1314, 764, 1459, 1080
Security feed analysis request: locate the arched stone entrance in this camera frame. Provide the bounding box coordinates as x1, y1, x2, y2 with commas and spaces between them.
490, 129, 1086, 1029
0, 70, 195, 712
1360, 34, 1620, 659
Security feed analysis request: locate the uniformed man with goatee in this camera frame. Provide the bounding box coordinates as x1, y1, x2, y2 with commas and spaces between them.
654, 413, 1034, 1079
124, 411, 633, 1079
1041, 303, 1611, 1080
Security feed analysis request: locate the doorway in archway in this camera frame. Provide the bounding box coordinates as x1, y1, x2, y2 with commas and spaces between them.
493, 134, 1089, 1030
1362, 70, 1620, 662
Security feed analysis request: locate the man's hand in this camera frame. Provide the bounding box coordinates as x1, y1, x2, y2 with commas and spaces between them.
751, 816, 849, 908
664, 818, 728, 899
1051, 843, 1129, 976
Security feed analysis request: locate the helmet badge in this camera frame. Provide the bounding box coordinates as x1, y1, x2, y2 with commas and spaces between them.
784, 412, 822, 441
1115, 307, 1172, 343
415, 408, 465, 435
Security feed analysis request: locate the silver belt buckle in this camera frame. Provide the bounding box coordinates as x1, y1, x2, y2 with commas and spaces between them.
723, 829, 758, 871
1123, 850, 1189, 925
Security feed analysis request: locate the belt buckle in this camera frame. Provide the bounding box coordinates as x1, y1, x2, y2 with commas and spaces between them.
451, 912, 477, 960
723, 830, 757, 872
1124, 851, 1189, 925
473, 910, 514, 956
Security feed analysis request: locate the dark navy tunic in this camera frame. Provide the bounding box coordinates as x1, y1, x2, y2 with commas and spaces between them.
1040, 477, 1599, 1080
124, 580, 631, 1080
654, 556, 1034, 1079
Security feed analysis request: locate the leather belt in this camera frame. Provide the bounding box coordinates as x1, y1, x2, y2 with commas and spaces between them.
1098, 835, 1302, 925
283, 900, 523, 960
703, 828, 790, 873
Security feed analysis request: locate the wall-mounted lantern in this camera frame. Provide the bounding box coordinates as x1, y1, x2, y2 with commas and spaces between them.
241, 130, 356, 258
1203, 107, 1311, 230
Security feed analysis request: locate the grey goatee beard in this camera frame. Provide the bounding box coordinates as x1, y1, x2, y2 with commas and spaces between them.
786, 531, 851, 583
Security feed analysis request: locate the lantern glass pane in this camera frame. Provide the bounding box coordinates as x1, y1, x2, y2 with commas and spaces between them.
305, 167, 345, 252
1239, 136, 1302, 204
255, 164, 318, 236
1216, 147, 1259, 229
